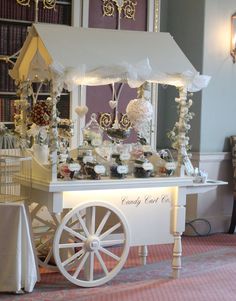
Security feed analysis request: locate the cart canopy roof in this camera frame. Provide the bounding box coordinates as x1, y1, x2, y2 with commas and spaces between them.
10, 23, 210, 92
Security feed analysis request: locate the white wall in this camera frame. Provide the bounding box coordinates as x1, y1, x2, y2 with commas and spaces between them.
157, 0, 205, 151
159, 0, 235, 232
186, 152, 233, 233
202, 0, 236, 152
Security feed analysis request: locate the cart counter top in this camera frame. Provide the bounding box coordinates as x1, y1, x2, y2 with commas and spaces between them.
30, 176, 226, 193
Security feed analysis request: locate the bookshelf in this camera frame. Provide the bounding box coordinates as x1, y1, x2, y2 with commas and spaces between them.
0, 0, 72, 127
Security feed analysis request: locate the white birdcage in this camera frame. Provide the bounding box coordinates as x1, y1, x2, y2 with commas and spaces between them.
0, 155, 32, 203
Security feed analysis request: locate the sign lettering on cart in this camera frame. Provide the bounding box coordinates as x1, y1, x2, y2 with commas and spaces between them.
64, 187, 176, 246
121, 194, 170, 207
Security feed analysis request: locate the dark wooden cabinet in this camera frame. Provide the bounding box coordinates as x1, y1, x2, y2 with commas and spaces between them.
0, 0, 72, 126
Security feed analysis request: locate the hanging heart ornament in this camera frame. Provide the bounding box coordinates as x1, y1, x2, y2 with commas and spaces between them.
109, 100, 117, 109
75, 105, 88, 117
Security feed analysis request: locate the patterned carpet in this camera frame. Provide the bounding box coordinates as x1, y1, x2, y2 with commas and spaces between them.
1, 233, 236, 301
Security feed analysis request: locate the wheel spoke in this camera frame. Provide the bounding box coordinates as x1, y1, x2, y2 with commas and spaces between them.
100, 239, 125, 247
30, 203, 41, 217
44, 246, 53, 264
62, 248, 84, 267
99, 222, 121, 240
89, 252, 94, 281
33, 227, 55, 237
95, 210, 111, 236
34, 215, 56, 229
52, 214, 60, 226
76, 212, 90, 237
68, 215, 85, 228
36, 236, 53, 251
99, 246, 120, 261
59, 242, 84, 249
91, 206, 96, 235
64, 225, 86, 241
33, 229, 54, 238
95, 250, 109, 275
73, 252, 89, 278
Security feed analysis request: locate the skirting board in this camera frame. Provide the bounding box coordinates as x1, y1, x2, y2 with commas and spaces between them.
186, 152, 233, 233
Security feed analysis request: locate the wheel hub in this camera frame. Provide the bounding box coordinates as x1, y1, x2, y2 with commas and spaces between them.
85, 236, 100, 251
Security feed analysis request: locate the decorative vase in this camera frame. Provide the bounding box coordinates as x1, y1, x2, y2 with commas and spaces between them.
33, 144, 49, 165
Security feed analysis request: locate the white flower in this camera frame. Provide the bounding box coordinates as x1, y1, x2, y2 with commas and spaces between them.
182, 107, 188, 114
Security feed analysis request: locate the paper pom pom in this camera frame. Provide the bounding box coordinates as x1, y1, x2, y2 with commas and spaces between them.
32, 101, 51, 126
126, 98, 153, 126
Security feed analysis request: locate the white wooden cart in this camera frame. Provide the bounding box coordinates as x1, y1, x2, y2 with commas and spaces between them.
9, 24, 223, 287
28, 163, 225, 287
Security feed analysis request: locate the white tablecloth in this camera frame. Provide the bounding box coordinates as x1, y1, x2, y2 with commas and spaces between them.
0, 203, 39, 293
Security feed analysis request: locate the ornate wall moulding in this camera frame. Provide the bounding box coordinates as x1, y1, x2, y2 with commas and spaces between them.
102, 0, 137, 20
16, 0, 56, 22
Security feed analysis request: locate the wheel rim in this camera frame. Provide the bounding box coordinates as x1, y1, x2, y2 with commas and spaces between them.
30, 203, 60, 271
53, 201, 130, 287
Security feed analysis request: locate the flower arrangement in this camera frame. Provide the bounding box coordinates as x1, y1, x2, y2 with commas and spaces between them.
14, 98, 30, 146
27, 100, 51, 146
31, 100, 51, 126
167, 92, 194, 152
57, 118, 74, 163
57, 118, 74, 139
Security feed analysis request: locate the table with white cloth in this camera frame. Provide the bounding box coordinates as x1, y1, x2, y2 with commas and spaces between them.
0, 203, 39, 293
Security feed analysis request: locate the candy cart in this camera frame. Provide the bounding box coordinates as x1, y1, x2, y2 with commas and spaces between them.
8, 23, 226, 287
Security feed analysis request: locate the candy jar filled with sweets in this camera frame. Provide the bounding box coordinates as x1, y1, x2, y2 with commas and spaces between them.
133, 154, 154, 178
82, 113, 103, 147
82, 150, 106, 180
58, 160, 81, 180
157, 149, 176, 176
110, 153, 128, 179
118, 144, 132, 175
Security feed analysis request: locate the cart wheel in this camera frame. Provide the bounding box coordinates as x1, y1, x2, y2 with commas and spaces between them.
30, 203, 61, 271
53, 201, 130, 287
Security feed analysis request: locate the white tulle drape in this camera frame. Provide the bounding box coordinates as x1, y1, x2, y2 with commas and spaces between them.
49, 58, 210, 92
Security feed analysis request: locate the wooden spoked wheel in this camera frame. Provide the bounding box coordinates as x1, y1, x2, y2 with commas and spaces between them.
30, 203, 61, 271
53, 201, 130, 287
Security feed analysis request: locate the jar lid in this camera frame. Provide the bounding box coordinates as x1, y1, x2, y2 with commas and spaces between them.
111, 153, 120, 159
83, 113, 103, 133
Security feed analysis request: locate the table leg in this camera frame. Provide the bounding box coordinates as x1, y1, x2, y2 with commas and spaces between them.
172, 232, 182, 278
138, 245, 148, 265
228, 198, 236, 234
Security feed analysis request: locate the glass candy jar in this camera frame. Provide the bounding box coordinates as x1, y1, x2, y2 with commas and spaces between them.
82, 113, 103, 147
133, 154, 154, 178
157, 149, 176, 176
82, 150, 106, 180
58, 160, 81, 180
110, 153, 128, 179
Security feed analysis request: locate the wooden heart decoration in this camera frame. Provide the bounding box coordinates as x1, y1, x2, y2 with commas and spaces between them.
75, 105, 88, 117
109, 100, 117, 110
